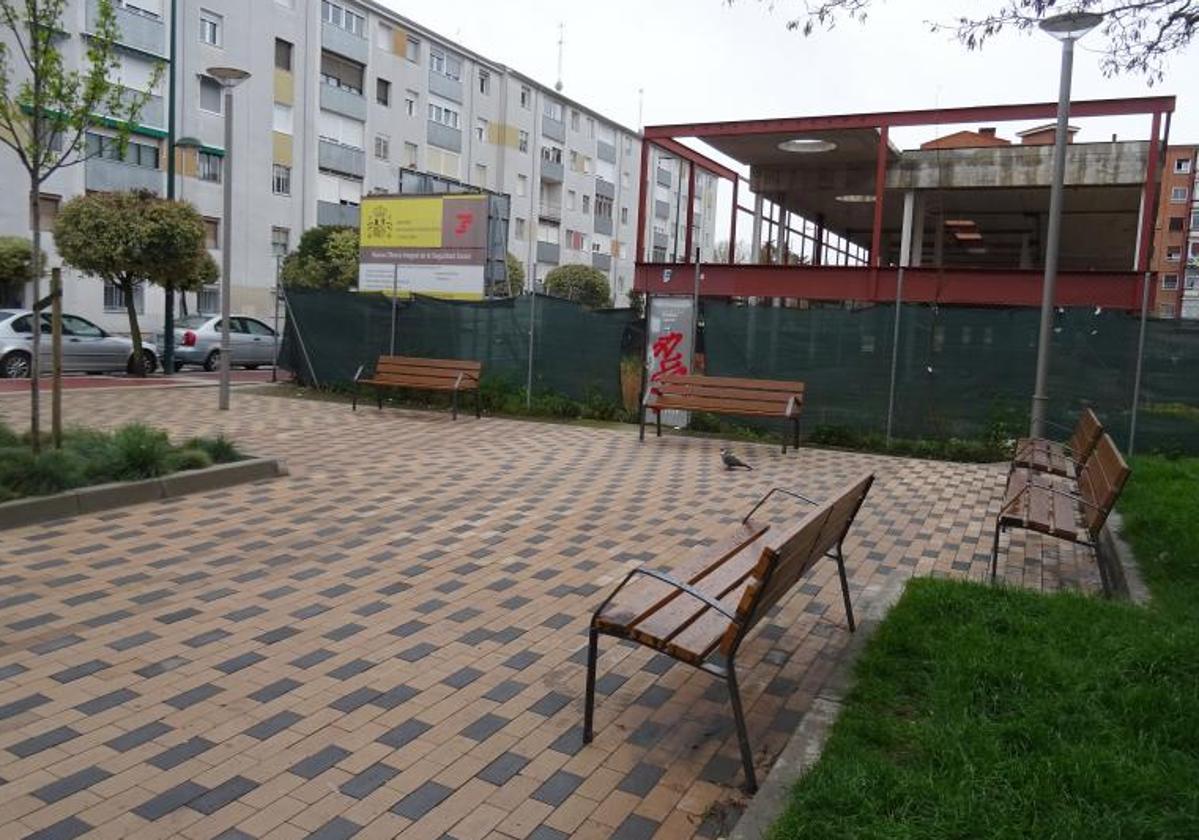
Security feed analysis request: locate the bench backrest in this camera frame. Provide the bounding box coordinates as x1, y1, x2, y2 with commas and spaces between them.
650, 374, 804, 416
1069, 408, 1104, 462
720, 473, 874, 654
374, 355, 481, 384
1076, 433, 1130, 536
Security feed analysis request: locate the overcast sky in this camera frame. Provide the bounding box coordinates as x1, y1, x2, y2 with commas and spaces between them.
379, 0, 1197, 149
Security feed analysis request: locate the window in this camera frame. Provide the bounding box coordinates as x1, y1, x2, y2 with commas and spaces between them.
582, 194, 591, 214
537, 220, 560, 244
275, 38, 293, 71
271, 227, 290, 258
543, 100, 563, 122
566, 229, 586, 251
1186, 271, 1199, 290
570, 109, 579, 131
1169, 216, 1185, 232
85, 133, 159, 168
425, 147, 459, 178
1167, 246, 1182, 262
37, 194, 60, 229
566, 190, 576, 211
404, 142, 418, 168
1162, 274, 1180, 290
273, 163, 291, 195
514, 217, 526, 240
202, 217, 220, 249
1171, 187, 1189, 203
104, 281, 144, 314
321, 52, 364, 95
475, 117, 488, 143
318, 109, 365, 148
428, 102, 460, 129
322, 1, 364, 36
474, 163, 487, 188
620, 206, 629, 225
197, 151, 222, 182
429, 47, 461, 81
595, 195, 613, 220
243, 318, 275, 336
273, 103, 293, 134
516, 175, 527, 197
520, 85, 531, 109
376, 22, 393, 52
121, 0, 163, 18
541, 145, 562, 165
1160, 302, 1176, 318
199, 9, 221, 46
1193, 211, 1199, 229
405, 35, 420, 62
60, 314, 104, 338
587, 117, 594, 138
621, 171, 630, 188
478, 69, 490, 95
401, 91, 417, 118
198, 286, 220, 313
1176, 158, 1193, 174
199, 75, 222, 113
374, 134, 389, 160
376, 77, 390, 106
518, 130, 529, 153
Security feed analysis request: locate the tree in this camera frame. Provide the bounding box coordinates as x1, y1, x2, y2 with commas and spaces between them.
55, 191, 212, 376
279, 226, 359, 290
506, 252, 526, 296
545, 264, 612, 309
0, 0, 159, 449
0, 236, 41, 306
757, 1, 1199, 80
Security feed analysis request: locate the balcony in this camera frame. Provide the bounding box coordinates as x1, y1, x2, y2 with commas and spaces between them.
595, 178, 615, 200
89, 0, 164, 57
654, 199, 670, 220
319, 83, 368, 121
318, 139, 365, 178
538, 201, 562, 221
656, 167, 672, 188
321, 20, 369, 64
429, 72, 463, 104
592, 252, 612, 272
103, 87, 164, 130
317, 201, 360, 227
652, 231, 669, 250
542, 116, 565, 143
427, 122, 462, 153
536, 241, 560, 264
540, 159, 563, 183
85, 157, 163, 194
594, 215, 613, 236
597, 140, 616, 164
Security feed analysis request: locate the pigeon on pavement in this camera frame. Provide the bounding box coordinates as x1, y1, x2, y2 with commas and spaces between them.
721, 448, 753, 471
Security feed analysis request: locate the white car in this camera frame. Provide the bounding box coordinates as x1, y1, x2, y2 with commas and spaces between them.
0, 309, 157, 377
173, 314, 278, 372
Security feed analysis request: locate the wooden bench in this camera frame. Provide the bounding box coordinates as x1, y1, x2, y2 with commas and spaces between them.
991, 432, 1130, 584
641, 374, 806, 453
583, 473, 875, 793
1011, 407, 1103, 479
352, 355, 481, 419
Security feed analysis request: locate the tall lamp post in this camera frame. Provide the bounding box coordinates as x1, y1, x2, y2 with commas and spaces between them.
1029, 11, 1103, 438
206, 66, 251, 411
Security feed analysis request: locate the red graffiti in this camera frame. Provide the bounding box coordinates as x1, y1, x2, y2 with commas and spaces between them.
454, 212, 474, 236
650, 331, 688, 390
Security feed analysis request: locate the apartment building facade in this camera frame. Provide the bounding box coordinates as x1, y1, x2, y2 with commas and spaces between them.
1151, 144, 1199, 319
1, 0, 704, 336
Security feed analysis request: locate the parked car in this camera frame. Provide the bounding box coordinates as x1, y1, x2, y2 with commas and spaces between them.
174, 314, 278, 372
0, 309, 158, 378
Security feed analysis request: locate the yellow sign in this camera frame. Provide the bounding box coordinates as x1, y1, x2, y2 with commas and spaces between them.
360, 196, 445, 248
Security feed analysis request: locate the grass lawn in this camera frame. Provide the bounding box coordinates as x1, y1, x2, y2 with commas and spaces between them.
769, 456, 1199, 839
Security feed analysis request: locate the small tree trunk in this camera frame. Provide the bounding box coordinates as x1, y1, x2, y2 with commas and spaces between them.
123, 278, 147, 377
28, 185, 42, 453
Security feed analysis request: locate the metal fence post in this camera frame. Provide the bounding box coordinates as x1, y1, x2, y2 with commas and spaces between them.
525, 291, 536, 409
1127, 269, 1151, 456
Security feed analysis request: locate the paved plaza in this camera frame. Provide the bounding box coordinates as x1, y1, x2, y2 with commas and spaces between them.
0, 387, 1100, 839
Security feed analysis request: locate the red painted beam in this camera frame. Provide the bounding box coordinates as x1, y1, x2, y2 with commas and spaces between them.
1137, 111, 1163, 273
635, 139, 650, 263
633, 263, 1142, 310
684, 162, 695, 263
728, 178, 739, 266
870, 125, 888, 267
643, 96, 1176, 140
648, 136, 738, 181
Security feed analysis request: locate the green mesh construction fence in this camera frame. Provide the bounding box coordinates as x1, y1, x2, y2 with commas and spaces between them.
279, 289, 639, 403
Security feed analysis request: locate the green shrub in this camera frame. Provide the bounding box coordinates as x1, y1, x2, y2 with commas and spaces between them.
184, 435, 242, 464
107, 424, 172, 479
165, 447, 214, 472
0, 421, 20, 448
0, 448, 88, 496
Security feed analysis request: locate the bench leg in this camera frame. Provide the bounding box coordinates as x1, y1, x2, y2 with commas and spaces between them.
475, 389, 481, 419
352, 387, 358, 412
583, 626, 599, 743
990, 520, 1003, 583
639, 406, 646, 442
793, 416, 801, 451
834, 545, 855, 632
781, 418, 788, 454
726, 662, 758, 794
376, 388, 383, 411
452, 389, 459, 421
656, 410, 661, 438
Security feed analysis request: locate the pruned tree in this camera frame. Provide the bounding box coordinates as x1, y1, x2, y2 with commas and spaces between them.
0, 235, 41, 306
746, 1, 1199, 80
545, 263, 613, 309
279, 226, 359, 290
0, 0, 160, 448
506, 252, 526, 296
55, 191, 213, 377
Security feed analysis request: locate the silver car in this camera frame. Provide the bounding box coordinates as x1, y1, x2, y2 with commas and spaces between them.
174, 314, 278, 372
0, 309, 158, 378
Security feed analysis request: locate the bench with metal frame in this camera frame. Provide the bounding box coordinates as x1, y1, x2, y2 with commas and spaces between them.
352, 355, 481, 420
992, 432, 1130, 583
582, 473, 875, 793
640, 374, 806, 453
1011, 407, 1104, 479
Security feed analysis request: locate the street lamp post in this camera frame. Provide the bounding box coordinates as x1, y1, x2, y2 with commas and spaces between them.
1029, 11, 1103, 438
206, 66, 251, 411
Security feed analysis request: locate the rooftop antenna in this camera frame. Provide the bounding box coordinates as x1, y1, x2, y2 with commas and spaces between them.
555, 23, 564, 92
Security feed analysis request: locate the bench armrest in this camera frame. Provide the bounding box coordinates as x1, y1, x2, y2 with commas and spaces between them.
353, 364, 365, 383
741, 487, 819, 524
628, 567, 740, 622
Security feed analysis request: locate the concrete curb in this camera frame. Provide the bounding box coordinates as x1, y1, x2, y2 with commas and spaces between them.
0, 457, 288, 531
1095, 511, 1150, 604
729, 578, 906, 840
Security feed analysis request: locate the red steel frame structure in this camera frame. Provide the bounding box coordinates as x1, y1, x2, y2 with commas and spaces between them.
635, 96, 1174, 310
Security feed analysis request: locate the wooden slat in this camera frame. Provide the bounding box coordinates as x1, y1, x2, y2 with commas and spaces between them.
378, 356, 482, 372
653, 395, 794, 417
374, 365, 475, 383
1069, 408, 1104, 462
657, 374, 805, 393
362, 374, 478, 391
